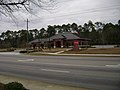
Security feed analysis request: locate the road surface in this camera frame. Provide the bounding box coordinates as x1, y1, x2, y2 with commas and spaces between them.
0, 53, 120, 90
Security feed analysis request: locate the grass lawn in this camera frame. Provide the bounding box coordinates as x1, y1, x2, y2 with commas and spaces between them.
0, 48, 15, 52
29, 47, 120, 56
63, 47, 120, 54
0, 49, 8, 52
42, 48, 70, 52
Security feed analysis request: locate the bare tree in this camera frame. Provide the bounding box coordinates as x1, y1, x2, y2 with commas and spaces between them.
0, 0, 54, 17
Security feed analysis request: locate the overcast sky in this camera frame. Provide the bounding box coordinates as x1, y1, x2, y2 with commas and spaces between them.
0, 0, 120, 33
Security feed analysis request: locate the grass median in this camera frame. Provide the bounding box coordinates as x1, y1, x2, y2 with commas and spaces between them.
0, 75, 93, 90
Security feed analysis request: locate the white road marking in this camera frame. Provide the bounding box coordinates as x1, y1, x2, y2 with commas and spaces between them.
18, 59, 34, 62
36, 62, 105, 68
33, 62, 120, 68
41, 69, 70, 73
105, 64, 120, 67
18, 60, 120, 68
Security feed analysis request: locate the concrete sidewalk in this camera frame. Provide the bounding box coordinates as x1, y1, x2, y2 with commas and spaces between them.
58, 54, 120, 57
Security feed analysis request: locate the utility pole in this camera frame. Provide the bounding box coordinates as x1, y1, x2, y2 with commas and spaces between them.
27, 19, 29, 44
25, 18, 29, 52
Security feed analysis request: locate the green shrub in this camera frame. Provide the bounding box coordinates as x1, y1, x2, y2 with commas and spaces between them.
19, 50, 35, 53
19, 50, 27, 53
4, 82, 28, 90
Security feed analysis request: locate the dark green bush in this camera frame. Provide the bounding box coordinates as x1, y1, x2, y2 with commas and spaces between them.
19, 50, 27, 53
19, 50, 36, 53
4, 82, 28, 90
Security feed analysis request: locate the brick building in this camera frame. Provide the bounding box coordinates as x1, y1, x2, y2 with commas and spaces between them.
29, 32, 90, 49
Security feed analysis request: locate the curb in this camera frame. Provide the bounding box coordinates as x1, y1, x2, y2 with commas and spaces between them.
34, 52, 120, 57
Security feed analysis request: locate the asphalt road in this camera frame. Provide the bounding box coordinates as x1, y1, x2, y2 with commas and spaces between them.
0, 53, 120, 90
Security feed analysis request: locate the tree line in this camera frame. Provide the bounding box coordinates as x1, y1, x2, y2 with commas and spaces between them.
0, 20, 120, 48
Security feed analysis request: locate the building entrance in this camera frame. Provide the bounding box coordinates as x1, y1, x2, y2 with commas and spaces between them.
56, 41, 61, 48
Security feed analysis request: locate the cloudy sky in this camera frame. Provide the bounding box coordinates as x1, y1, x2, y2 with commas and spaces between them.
0, 0, 120, 33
